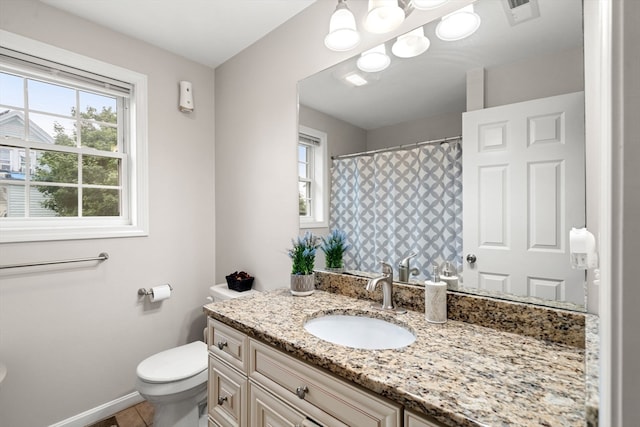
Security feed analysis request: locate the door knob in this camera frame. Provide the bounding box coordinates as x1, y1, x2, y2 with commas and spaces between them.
466, 254, 477, 264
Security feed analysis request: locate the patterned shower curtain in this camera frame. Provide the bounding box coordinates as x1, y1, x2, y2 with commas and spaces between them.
330, 139, 462, 281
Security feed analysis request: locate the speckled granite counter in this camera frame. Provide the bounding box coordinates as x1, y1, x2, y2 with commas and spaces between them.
204, 289, 587, 427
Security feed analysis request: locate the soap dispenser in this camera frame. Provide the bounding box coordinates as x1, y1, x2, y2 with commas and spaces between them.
425, 265, 447, 324
441, 261, 459, 290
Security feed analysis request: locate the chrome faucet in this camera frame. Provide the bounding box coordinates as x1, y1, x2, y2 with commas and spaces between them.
366, 261, 406, 314
398, 253, 419, 283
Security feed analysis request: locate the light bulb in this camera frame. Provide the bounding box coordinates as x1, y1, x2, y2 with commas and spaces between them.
357, 44, 391, 73
325, 1, 361, 51
364, 0, 405, 34
392, 26, 430, 58
435, 4, 481, 41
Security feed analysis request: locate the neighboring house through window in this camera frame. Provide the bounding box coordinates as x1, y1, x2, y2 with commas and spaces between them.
298, 125, 328, 229
0, 30, 148, 242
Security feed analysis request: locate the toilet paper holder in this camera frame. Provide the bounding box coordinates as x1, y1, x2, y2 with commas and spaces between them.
138, 284, 173, 297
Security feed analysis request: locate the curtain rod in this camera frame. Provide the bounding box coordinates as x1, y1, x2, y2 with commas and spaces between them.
331, 135, 462, 160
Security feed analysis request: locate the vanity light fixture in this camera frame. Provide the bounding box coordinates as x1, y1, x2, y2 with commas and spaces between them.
435, 4, 481, 41
411, 0, 449, 10
391, 26, 430, 58
324, 0, 361, 52
364, 0, 406, 34
357, 43, 391, 73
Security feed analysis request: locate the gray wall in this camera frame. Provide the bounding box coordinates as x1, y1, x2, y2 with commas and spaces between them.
0, 1, 215, 426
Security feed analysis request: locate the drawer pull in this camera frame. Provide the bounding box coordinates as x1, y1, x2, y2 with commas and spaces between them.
217, 395, 228, 405
295, 385, 309, 399
217, 341, 228, 350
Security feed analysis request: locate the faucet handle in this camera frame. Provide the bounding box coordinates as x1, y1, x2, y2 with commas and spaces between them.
399, 253, 417, 267
378, 260, 393, 275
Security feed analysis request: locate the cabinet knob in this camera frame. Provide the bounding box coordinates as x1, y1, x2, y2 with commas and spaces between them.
217, 396, 228, 405
466, 254, 477, 264
217, 341, 228, 350
295, 385, 308, 399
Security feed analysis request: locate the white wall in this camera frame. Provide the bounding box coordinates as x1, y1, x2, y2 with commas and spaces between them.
485, 47, 584, 108
0, 1, 215, 426
366, 110, 463, 151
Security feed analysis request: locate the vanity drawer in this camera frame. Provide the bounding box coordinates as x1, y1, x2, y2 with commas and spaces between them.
208, 318, 249, 373
249, 339, 401, 427
208, 356, 248, 427
404, 409, 447, 427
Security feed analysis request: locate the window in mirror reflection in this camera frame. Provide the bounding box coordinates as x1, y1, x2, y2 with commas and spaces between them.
298, 126, 328, 228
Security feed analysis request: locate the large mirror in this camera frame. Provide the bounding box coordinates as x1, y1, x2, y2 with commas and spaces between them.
298, 0, 585, 311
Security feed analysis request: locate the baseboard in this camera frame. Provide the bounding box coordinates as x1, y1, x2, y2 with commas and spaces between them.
48, 392, 145, 427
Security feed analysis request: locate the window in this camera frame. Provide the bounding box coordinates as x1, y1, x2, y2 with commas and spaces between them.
0, 30, 148, 242
298, 125, 328, 228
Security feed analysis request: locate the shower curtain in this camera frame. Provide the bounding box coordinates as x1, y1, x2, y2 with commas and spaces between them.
330, 139, 462, 280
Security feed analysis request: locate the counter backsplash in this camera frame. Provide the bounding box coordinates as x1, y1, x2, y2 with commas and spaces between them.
315, 270, 586, 348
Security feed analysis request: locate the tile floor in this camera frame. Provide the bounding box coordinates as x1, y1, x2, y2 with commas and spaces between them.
87, 401, 154, 427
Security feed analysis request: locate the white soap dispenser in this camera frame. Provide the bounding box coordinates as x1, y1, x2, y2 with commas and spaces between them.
441, 261, 459, 290
425, 265, 447, 324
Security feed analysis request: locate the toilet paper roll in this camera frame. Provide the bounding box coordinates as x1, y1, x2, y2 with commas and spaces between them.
150, 284, 172, 302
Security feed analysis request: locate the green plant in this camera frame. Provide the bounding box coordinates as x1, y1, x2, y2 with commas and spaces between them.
320, 229, 350, 269
288, 231, 318, 275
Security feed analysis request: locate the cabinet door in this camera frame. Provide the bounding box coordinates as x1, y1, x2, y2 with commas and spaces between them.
209, 357, 248, 427
250, 383, 306, 427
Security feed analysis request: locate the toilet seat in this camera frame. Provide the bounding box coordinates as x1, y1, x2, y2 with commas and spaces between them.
137, 341, 207, 383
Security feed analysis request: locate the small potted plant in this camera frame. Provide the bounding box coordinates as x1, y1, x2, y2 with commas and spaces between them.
288, 231, 318, 296
320, 229, 350, 272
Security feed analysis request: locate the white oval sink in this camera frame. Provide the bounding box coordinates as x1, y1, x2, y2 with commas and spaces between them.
304, 314, 415, 350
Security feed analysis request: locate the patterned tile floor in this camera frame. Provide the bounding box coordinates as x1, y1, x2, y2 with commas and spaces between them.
87, 401, 154, 427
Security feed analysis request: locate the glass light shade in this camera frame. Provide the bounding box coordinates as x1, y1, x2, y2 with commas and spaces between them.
364, 0, 405, 34
412, 0, 448, 10
435, 5, 481, 41
324, 3, 361, 51
391, 26, 430, 58
357, 44, 391, 73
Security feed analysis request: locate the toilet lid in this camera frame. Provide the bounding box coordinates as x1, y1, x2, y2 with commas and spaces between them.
137, 341, 207, 383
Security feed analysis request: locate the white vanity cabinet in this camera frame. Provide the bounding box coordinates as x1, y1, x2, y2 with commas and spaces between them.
207, 317, 445, 427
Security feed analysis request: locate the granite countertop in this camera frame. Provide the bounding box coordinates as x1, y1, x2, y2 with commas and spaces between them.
204, 289, 586, 427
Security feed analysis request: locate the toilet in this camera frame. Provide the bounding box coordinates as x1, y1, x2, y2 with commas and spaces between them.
135, 283, 259, 427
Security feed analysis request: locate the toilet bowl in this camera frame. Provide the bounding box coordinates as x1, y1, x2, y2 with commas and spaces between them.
135, 341, 208, 427
135, 283, 260, 427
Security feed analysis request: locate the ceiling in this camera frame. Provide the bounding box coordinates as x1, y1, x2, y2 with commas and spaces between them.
40, 0, 317, 69
300, 0, 583, 130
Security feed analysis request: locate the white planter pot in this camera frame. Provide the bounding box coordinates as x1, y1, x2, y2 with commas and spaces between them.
290, 273, 315, 296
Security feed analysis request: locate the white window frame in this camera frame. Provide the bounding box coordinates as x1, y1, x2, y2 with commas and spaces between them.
0, 30, 148, 243
298, 125, 328, 229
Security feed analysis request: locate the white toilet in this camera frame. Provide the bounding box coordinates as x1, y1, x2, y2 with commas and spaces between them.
135, 283, 259, 427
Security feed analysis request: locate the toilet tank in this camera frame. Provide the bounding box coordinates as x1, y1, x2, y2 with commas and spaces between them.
208, 283, 259, 302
